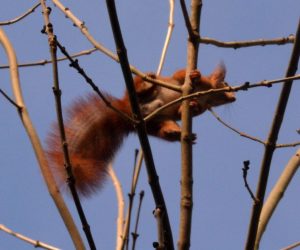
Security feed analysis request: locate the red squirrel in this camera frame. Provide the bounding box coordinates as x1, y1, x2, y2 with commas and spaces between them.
46, 64, 235, 196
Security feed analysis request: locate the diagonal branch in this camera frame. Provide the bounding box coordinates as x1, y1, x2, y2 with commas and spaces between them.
51, 0, 181, 93
0, 224, 60, 250
0, 88, 22, 110
55, 40, 134, 123
40, 1, 95, 249
255, 148, 300, 249
0, 26, 85, 250
0, 2, 41, 26
209, 109, 300, 148
209, 109, 266, 145
105, 1, 174, 249
157, 0, 175, 75
245, 18, 300, 250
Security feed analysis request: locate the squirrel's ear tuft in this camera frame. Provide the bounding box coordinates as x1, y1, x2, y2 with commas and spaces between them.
210, 61, 226, 82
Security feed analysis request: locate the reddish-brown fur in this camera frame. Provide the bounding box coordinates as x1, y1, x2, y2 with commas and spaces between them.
46, 66, 235, 197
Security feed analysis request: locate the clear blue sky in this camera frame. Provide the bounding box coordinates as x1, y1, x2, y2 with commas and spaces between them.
0, 1, 299, 249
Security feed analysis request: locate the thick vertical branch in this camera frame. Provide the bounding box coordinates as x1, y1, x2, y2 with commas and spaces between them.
245, 19, 300, 250
105, 1, 174, 249
178, 1, 202, 250
0, 28, 85, 250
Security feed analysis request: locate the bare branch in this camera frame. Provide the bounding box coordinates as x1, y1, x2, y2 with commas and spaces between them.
199, 35, 295, 48
131, 191, 145, 250
245, 19, 300, 250
178, 1, 202, 249
157, 0, 175, 75
280, 241, 300, 250
0, 26, 84, 250
40, 1, 95, 249
209, 109, 266, 145
51, 0, 181, 92
180, 0, 197, 41
107, 164, 125, 250
105, 1, 174, 249
120, 149, 143, 250
0, 2, 41, 26
209, 109, 300, 148
255, 148, 300, 249
0, 48, 97, 69
0, 88, 22, 110
0, 224, 60, 250
242, 161, 259, 203
55, 40, 135, 123
276, 142, 300, 148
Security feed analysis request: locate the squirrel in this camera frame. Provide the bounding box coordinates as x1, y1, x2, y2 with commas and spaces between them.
46, 64, 236, 197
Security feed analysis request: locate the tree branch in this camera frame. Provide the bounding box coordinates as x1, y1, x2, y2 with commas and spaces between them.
0, 25, 85, 250
255, 148, 300, 249
209, 109, 300, 148
0, 224, 60, 250
0, 2, 41, 26
51, 0, 181, 92
40, 1, 95, 249
245, 18, 300, 250
0, 47, 97, 69
199, 35, 295, 48
105, 1, 174, 249
178, 1, 202, 249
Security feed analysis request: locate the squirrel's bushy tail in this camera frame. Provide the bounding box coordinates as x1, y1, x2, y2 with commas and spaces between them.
46, 93, 132, 197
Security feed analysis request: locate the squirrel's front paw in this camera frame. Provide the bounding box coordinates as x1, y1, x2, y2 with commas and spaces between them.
189, 70, 201, 87
189, 100, 206, 116
183, 132, 197, 144
163, 130, 181, 141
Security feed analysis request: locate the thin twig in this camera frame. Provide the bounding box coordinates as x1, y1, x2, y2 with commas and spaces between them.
0, 26, 85, 250
242, 161, 259, 203
120, 150, 140, 250
131, 191, 145, 250
199, 35, 295, 48
40, 2, 95, 249
0, 2, 41, 26
209, 109, 265, 145
55, 40, 135, 123
280, 241, 300, 250
0, 88, 22, 110
0, 224, 60, 250
51, 0, 181, 92
245, 19, 300, 250
179, 0, 197, 41
276, 142, 300, 148
0, 48, 97, 69
105, 1, 174, 249
209, 109, 300, 148
157, 0, 175, 74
